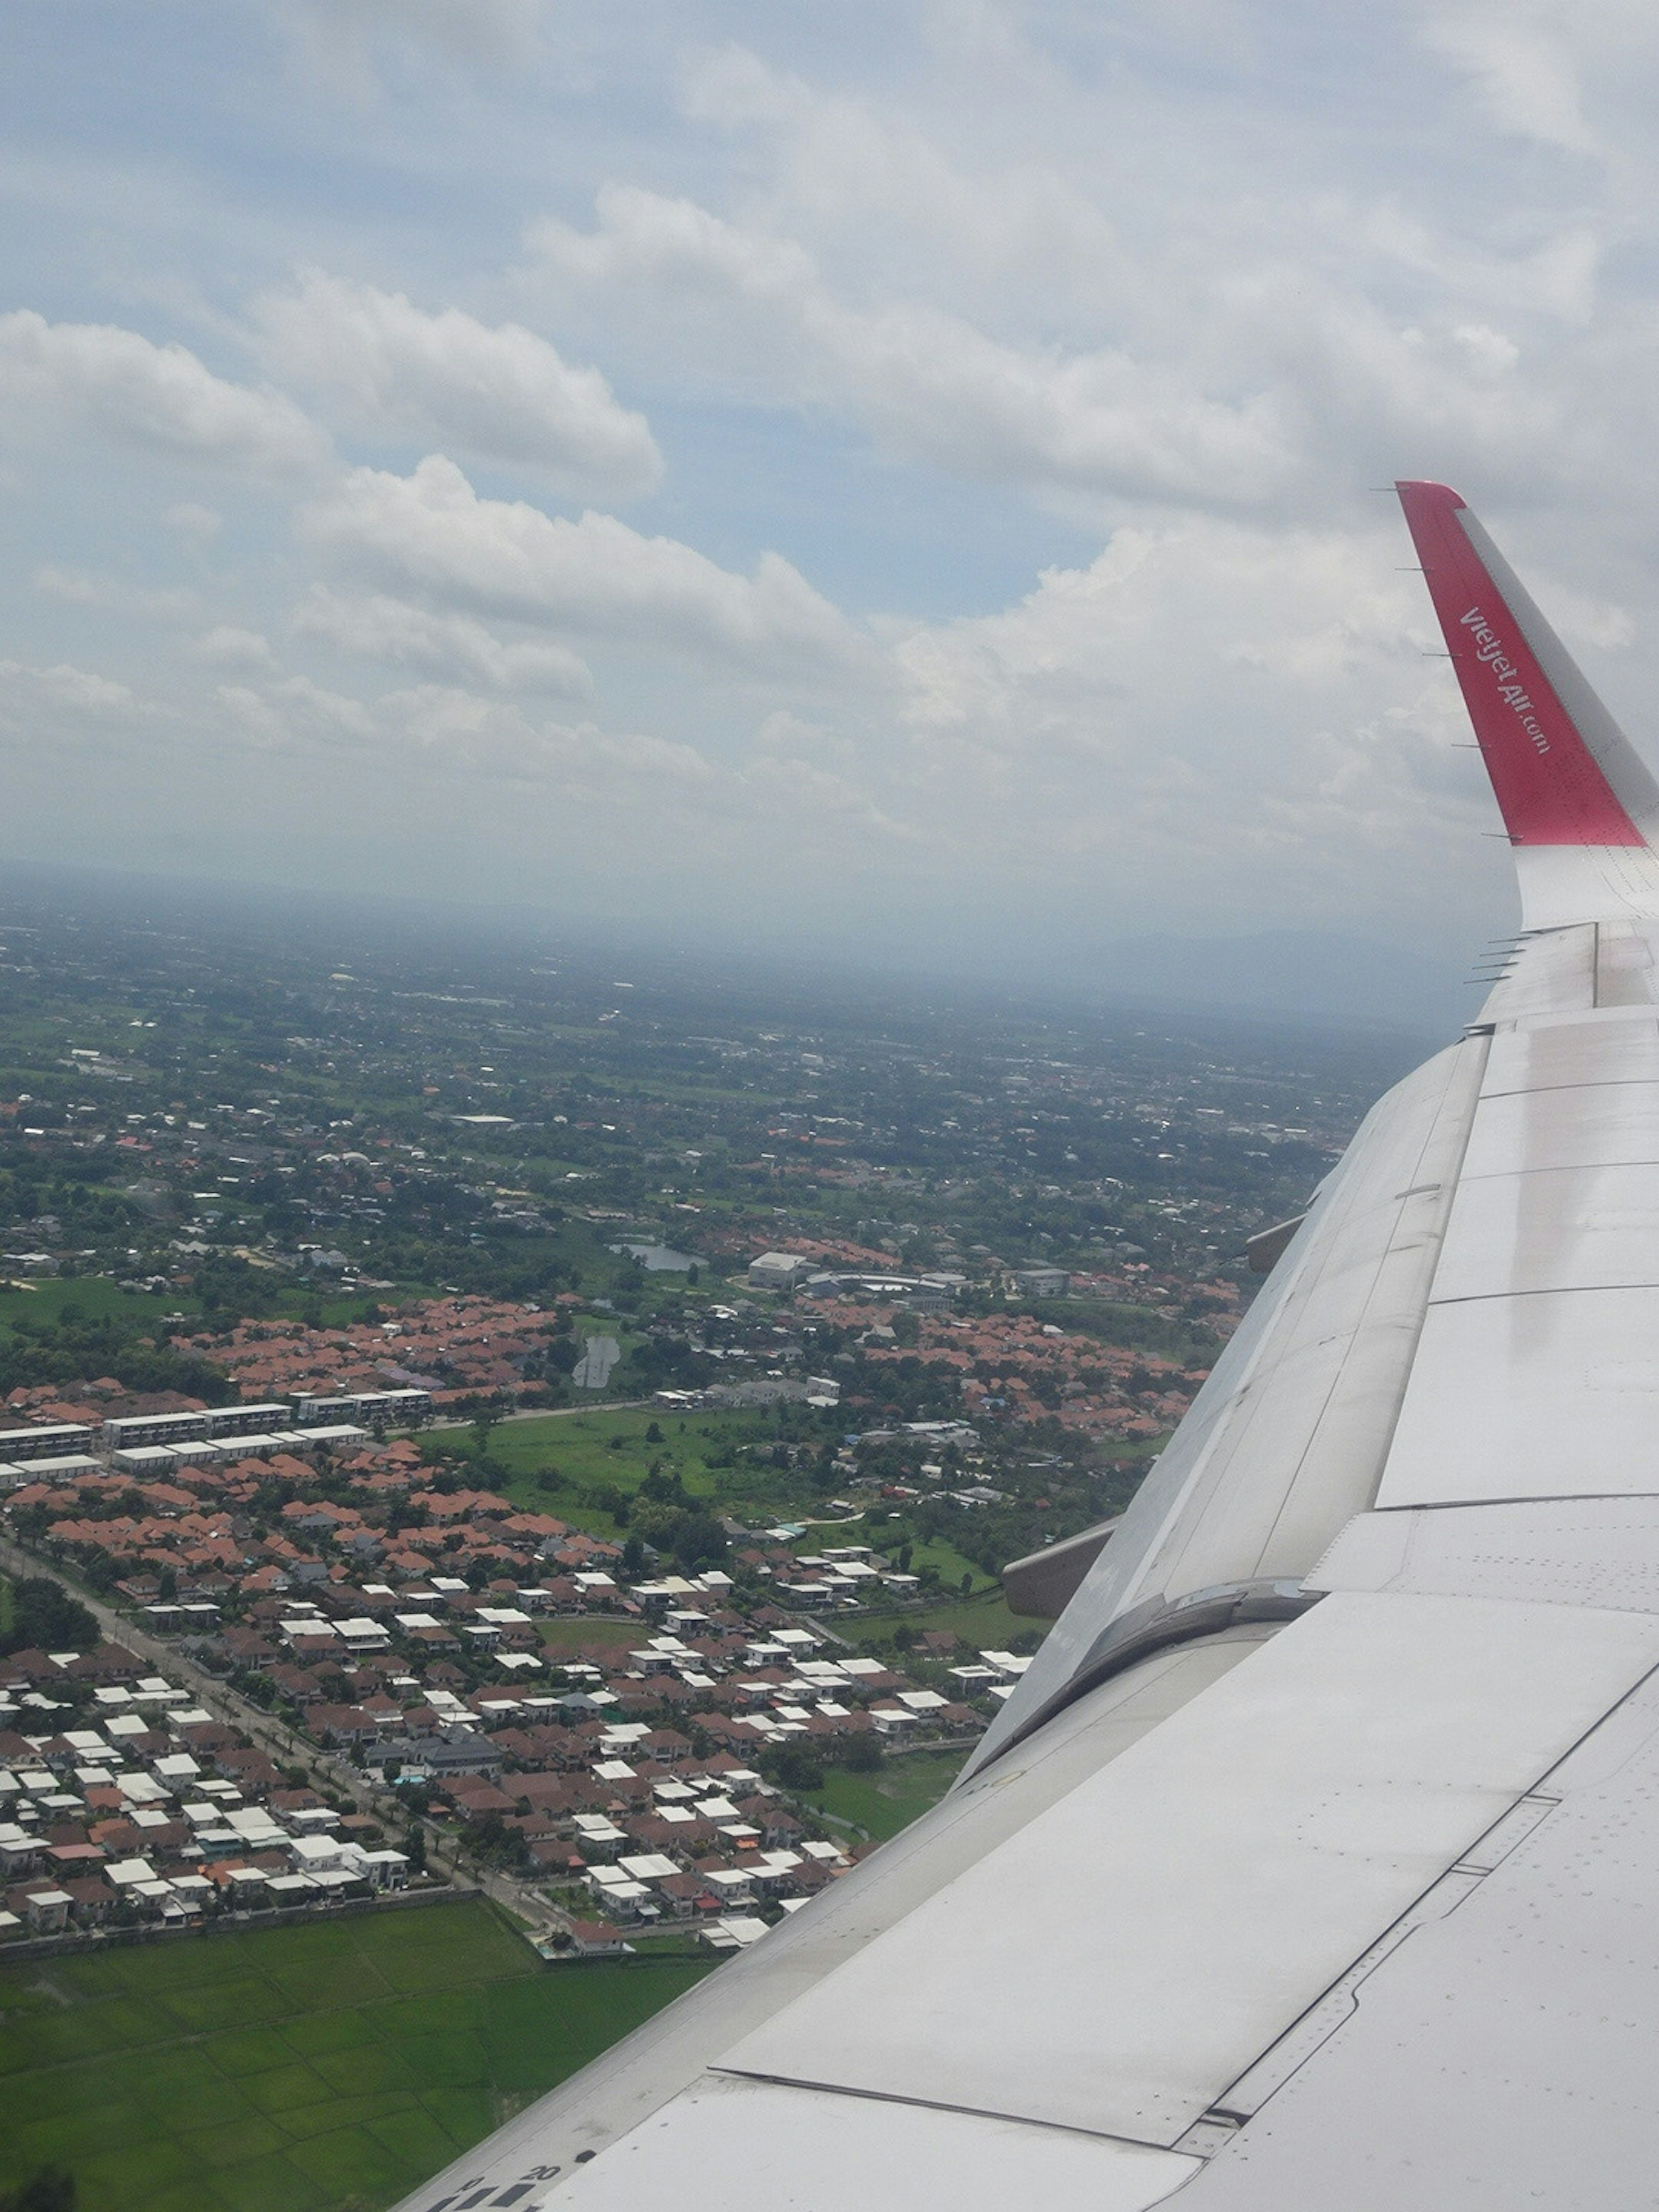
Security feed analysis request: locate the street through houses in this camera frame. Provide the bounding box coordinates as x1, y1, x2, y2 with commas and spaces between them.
0, 1532, 576, 1945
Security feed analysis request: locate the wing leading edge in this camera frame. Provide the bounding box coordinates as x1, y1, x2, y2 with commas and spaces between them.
394, 493, 1659, 2212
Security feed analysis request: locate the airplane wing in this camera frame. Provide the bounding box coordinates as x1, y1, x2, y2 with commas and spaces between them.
396, 483, 1659, 2212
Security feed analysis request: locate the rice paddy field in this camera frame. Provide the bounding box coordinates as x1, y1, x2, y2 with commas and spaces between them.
0, 1902, 714, 2212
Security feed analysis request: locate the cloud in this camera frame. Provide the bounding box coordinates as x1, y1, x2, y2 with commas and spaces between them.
293, 585, 593, 695
33, 566, 200, 621
0, 311, 327, 475
755, 707, 835, 749
525, 177, 1639, 523
163, 503, 223, 545
17, 0, 1659, 964
0, 658, 136, 715
877, 511, 1500, 928
1360, 204, 1599, 324
1422, 7, 1599, 152
210, 668, 716, 795
251, 272, 661, 496
268, 0, 544, 105
680, 44, 1132, 303
737, 750, 923, 843
528, 186, 1291, 508
302, 453, 861, 666
191, 626, 279, 671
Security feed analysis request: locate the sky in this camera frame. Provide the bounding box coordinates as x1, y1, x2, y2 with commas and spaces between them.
4, 2, 1659, 1007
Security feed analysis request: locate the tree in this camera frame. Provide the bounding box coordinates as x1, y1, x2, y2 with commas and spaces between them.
0, 1577, 97, 1659
665, 1510, 728, 1573
468, 1811, 530, 1869
838, 1733, 883, 1773
645, 1420, 664, 1444
762, 1743, 825, 1792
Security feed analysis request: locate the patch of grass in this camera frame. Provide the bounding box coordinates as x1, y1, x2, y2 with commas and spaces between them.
0, 1275, 189, 1341
832, 1587, 1030, 1653
804, 1748, 970, 1842
537, 1615, 644, 1660
0, 1901, 716, 2212
905, 1533, 995, 1595
270, 1287, 413, 1328
461, 1405, 809, 1538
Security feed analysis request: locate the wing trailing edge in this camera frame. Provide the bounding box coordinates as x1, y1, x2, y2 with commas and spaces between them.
1397, 480, 1659, 927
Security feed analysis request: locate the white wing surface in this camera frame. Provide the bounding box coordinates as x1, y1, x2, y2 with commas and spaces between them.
397, 484, 1659, 2212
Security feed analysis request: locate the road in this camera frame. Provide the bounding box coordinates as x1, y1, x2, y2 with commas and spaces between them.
0, 1535, 572, 1945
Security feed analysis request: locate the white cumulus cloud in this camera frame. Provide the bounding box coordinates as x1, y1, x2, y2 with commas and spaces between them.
302, 453, 860, 667
1422, 7, 1599, 152
251, 272, 660, 496
33, 566, 200, 621
0, 311, 326, 475
191, 626, 279, 671
294, 585, 593, 695
528, 186, 1292, 508
0, 658, 136, 714
879, 511, 1500, 932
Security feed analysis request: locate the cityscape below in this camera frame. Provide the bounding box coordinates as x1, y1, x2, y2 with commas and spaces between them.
0, 873, 1427, 2212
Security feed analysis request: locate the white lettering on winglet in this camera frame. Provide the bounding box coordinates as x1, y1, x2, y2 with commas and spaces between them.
1459, 606, 1551, 756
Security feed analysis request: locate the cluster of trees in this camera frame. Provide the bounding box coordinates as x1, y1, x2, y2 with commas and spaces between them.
0, 1574, 99, 1657
0, 1154, 139, 1243
618, 1329, 715, 1395
760, 1732, 884, 1794
0, 1302, 233, 1405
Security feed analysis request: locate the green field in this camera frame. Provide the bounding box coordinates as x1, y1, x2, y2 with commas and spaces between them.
0, 1903, 714, 2212
829, 1587, 1030, 1653
894, 1533, 996, 1597
535, 1616, 644, 1660
0, 1275, 187, 1339
461, 1405, 802, 1537
803, 1748, 970, 1841
0, 1274, 404, 1344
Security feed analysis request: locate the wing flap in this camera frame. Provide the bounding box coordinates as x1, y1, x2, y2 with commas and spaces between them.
715, 1592, 1659, 2146
538, 2078, 1198, 2212
1174, 1664, 1659, 2210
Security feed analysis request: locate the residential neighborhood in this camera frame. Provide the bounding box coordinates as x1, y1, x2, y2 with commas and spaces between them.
0, 1389, 1028, 1955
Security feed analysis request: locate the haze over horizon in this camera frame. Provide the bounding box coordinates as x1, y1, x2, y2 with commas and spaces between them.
0, 853, 1471, 1041
4, 1, 1658, 989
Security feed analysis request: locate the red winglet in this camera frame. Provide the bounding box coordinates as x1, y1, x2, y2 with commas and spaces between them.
1397, 479, 1646, 847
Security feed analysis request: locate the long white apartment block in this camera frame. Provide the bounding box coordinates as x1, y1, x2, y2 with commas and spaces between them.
110, 1425, 369, 1473
102, 1402, 299, 1449
292, 1388, 430, 1424
102, 1409, 210, 1449
0, 1453, 102, 1482
203, 1402, 294, 1437
0, 1421, 94, 1459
